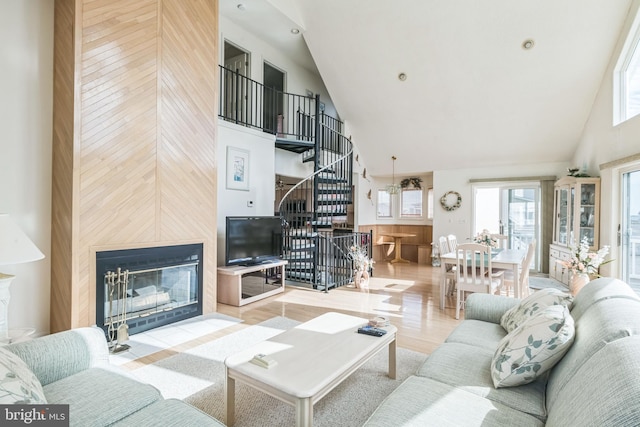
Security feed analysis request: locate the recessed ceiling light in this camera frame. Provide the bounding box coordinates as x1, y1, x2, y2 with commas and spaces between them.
291, 28, 300, 35
522, 39, 535, 50
398, 72, 407, 81
237, 3, 246, 11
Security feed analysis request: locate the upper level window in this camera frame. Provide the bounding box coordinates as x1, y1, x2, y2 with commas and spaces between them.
377, 189, 392, 218
400, 188, 423, 218
614, 9, 640, 125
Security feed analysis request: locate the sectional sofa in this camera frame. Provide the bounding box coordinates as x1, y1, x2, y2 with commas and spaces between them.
364, 277, 640, 426
1, 327, 223, 426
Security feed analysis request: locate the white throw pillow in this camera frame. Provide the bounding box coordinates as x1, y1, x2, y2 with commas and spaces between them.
500, 288, 574, 333
0, 347, 47, 403
491, 305, 575, 388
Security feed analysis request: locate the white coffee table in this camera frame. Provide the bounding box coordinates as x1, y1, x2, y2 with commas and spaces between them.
224, 312, 397, 427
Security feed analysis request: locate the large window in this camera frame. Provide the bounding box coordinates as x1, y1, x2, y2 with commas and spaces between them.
377, 190, 392, 218
473, 183, 541, 270
400, 188, 423, 218
621, 167, 640, 288
614, 9, 640, 124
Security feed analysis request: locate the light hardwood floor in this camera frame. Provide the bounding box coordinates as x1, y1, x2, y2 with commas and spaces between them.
119, 262, 463, 370
217, 262, 463, 355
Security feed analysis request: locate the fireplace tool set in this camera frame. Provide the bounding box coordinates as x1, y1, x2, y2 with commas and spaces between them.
106, 268, 130, 354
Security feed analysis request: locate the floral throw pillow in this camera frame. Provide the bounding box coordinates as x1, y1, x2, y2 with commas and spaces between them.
0, 347, 47, 404
491, 305, 575, 388
500, 288, 574, 333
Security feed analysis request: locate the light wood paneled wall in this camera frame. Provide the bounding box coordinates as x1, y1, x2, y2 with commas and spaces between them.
358, 224, 433, 262
51, 0, 218, 333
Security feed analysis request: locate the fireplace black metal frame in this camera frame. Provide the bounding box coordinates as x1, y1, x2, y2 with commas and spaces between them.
95, 243, 204, 336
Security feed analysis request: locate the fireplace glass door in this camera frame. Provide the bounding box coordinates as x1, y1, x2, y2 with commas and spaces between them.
103, 262, 199, 325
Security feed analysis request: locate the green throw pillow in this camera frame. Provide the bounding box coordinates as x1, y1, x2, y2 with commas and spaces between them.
500, 288, 574, 333
0, 346, 47, 404
492, 305, 575, 388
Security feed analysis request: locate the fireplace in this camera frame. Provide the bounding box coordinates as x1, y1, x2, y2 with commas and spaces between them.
95, 244, 203, 337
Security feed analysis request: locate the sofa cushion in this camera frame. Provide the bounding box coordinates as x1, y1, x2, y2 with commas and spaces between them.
445, 319, 507, 352
0, 346, 46, 404
109, 399, 224, 427
569, 277, 640, 321
546, 296, 640, 412
500, 288, 573, 333
363, 375, 544, 427
492, 305, 574, 388
43, 367, 161, 426
546, 336, 640, 427
464, 293, 521, 324
415, 342, 547, 420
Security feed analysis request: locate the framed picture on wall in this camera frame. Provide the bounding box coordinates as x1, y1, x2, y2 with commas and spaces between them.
226, 146, 250, 191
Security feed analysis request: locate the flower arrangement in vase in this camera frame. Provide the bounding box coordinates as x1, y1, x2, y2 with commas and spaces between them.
473, 229, 498, 249
560, 236, 611, 295
348, 245, 374, 288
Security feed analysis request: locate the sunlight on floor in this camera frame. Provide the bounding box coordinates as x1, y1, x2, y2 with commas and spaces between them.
274, 288, 404, 318
363, 276, 416, 292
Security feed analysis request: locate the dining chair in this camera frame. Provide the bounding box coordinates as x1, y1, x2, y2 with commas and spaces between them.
446, 234, 458, 252
438, 236, 450, 256
438, 236, 456, 296
455, 243, 504, 320
504, 240, 536, 298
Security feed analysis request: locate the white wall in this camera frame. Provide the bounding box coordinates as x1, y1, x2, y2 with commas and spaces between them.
432, 162, 567, 244
573, 0, 640, 174
572, 0, 640, 277
0, 1, 53, 336
220, 16, 337, 118
217, 122, 277, 265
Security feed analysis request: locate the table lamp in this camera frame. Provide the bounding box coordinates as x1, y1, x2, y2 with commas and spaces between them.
0, 214, 44, 342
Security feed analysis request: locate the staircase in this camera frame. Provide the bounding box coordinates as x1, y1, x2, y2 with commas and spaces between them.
219, 65, 372, 290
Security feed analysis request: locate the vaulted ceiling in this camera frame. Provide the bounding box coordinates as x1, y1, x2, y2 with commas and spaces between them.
221, 0, 633, 176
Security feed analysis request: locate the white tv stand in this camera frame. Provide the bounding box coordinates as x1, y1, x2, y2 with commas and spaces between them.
217, 260, 287, 306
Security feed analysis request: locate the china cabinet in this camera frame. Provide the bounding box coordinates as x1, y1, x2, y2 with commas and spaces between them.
550, 176, 600, 285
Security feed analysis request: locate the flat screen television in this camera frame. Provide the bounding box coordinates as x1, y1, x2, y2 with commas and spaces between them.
225, 216, 283, 266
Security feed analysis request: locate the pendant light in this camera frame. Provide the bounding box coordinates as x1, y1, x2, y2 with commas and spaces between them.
386, 156, 400, 195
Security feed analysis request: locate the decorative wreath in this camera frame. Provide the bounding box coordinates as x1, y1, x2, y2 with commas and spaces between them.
440, 191, 462, 211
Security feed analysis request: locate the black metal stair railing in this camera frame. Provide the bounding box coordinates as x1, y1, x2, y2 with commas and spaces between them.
219, 64, 366, 290
317, 231, 373, 291
219, 65, 318, 140
277, 124, 357, 290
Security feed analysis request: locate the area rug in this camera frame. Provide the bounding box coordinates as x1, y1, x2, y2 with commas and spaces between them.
131, 317, 427, 426
529, 276, 570, 291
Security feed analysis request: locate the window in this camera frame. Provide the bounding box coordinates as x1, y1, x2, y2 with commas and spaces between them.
614, 9, 640, 124
427, 188, 434, 219
473, 183, 541, 269
377, 190, 392, 218
401, 188, 423, 218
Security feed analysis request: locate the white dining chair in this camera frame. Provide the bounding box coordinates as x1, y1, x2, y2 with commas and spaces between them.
438, 236, 456, 296
438, 236, 450, 256
505, 240, 536, 297
455, 243, 504, 320
446, 234, 458, 252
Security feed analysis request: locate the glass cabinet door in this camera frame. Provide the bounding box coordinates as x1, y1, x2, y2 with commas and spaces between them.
578, 183, 597, 247
555, 186, 569, 244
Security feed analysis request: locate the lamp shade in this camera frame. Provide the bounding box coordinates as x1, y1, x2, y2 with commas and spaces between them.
0, 214, 44, 265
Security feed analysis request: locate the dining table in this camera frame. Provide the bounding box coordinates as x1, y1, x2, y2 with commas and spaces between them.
438, 248, 527, 310
380, 232, 417, 264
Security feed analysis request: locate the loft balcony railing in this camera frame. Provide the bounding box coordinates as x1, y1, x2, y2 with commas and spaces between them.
219, 65, 336, 140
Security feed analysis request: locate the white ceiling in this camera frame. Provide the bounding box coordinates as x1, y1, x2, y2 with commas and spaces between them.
221, 0, 633, 176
